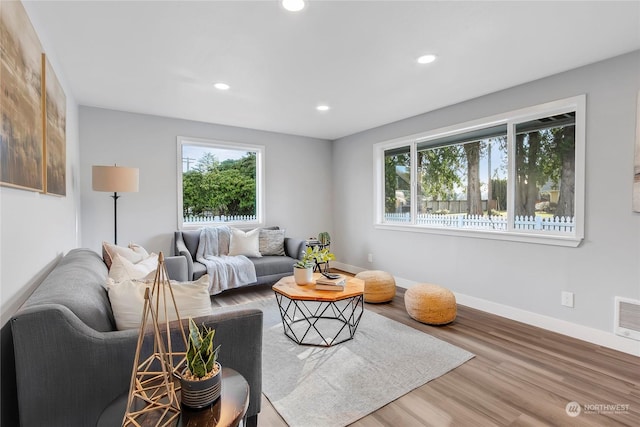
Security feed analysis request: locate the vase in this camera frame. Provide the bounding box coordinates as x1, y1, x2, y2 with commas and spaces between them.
180, 362, 222, 409
293, 266, 313, 285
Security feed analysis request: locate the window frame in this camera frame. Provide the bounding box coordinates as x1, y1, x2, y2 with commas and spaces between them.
373, 95, 586, 247
177, 136, 265, 230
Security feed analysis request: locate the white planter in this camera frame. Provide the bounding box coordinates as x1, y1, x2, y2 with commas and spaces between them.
293, 266, 313, 285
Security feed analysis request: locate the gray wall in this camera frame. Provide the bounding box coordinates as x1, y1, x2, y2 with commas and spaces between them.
79, 107, 333, 254
332, 51, 640, 350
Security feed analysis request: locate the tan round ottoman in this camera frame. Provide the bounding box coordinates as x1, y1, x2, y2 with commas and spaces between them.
404, 283, 456, 325
355, 270, 396, 303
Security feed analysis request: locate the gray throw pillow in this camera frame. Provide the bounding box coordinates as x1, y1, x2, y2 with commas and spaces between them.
259, 229, 285, 256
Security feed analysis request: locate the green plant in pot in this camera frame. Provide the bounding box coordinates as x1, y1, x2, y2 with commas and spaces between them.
293, 246, 335, 285
318, 231, 331, 246
180, 318, 222, 409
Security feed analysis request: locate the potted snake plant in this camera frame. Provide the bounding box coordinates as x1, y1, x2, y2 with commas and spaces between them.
180, 318, 222, 409
293, 245, 335, 284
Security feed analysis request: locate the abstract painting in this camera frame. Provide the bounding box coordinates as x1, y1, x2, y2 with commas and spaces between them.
0, 1, 44, 192
634, 90, 640, 212
44, 54, 66, 196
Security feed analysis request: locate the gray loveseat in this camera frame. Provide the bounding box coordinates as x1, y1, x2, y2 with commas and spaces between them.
175, 227, 305, 286
10, 248, 263, 427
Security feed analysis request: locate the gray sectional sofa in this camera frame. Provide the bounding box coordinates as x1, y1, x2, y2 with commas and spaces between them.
9, 248, 263, 427
174, 228, 306, 286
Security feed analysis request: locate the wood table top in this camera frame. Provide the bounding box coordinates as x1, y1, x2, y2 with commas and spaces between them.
273, 274, 364, 301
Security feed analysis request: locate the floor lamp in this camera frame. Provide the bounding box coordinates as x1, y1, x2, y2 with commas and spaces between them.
92, 165, 139, 245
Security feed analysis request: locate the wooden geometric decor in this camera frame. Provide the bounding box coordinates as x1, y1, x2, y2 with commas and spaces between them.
122, 252, 189, 426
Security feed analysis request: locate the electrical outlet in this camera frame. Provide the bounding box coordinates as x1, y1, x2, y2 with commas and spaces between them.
367, 253, 373, 263
561, 291, 574, 308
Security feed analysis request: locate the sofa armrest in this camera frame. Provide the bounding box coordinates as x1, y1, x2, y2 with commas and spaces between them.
11, 305, 263, 427
11, 305, 139, 427
164, 255, 188, 282
186, 309, 263, 419
284, 237, 306, 260
174, 232, 194, 280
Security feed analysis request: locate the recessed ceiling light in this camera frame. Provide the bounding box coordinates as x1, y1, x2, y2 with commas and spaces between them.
417, 54, 437, 64
282, 0, 305, 12
316, 105, 330, 112
213, 82, 230, 91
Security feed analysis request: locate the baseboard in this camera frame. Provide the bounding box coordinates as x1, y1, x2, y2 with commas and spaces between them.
333, 262, 640, 357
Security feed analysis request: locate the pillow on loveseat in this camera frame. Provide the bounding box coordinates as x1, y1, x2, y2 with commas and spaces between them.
228, 227, 262, 257
259, 228, 286, 256
107, 274, 212, 330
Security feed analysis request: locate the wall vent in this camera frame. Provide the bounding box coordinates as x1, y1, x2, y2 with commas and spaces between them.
614, 297, 640, 341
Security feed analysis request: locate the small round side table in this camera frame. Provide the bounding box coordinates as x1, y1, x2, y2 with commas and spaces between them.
98, 367, 249, 427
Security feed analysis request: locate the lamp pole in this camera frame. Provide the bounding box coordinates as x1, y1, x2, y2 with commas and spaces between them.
111, 192, 120, 244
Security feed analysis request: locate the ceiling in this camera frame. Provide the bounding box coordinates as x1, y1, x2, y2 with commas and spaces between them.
26, 1, 640, 140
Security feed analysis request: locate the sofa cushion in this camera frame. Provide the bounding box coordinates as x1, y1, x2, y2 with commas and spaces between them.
250, 255, 296, 278
229, 227, 261, 257
107, 275, 212, 330
22, 249, 115, 332
193, 261, 207, 280
259, 229, 286, 256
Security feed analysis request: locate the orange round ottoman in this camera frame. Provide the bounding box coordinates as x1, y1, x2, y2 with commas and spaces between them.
355, 270, 396, 303
404, 283, 456, 325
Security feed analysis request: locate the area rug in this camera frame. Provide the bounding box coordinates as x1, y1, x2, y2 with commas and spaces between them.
223, 298, 474, 427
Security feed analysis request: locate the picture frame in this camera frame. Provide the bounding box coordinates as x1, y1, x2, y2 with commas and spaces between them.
634, 90, 640, 213
0, 1, 44, 192
43, 54, 67, 196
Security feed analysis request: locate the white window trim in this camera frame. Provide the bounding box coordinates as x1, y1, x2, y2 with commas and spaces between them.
373, 95, 586, 247
177, 136, 265, 230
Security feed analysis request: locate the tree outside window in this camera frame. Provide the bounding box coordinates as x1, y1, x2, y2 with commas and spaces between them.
178, 138, 263, 227
375, 96, 584, 245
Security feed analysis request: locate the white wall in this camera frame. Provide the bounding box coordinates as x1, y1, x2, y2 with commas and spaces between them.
332, 51, 640, 355
79, 107, 333, 255
0, 2, 81, 326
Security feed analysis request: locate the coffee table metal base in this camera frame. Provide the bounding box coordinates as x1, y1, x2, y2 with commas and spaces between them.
274, 292, 364, 347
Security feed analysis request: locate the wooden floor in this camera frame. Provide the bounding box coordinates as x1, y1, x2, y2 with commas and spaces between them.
212, 276, 640, 427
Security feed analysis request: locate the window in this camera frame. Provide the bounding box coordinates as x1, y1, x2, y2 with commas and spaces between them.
177, 136, 264, 229
375, 96, 585, 246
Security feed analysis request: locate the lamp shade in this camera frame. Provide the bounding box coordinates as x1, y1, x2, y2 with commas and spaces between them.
92, 166, 139, 193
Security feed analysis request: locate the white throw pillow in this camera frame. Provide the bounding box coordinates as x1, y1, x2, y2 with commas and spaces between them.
103, 242, 148, 269
108, 253, 159, 282
128, 242, 150, 259
228, 228, 261, 257
107, 275, 212, 330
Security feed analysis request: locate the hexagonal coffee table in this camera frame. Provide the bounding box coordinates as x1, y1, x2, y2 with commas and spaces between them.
272, 274, 364, 347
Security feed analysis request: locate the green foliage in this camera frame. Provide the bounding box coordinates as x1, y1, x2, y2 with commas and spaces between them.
293, 246, 335, 269
186, 318, 220, 379
419, 146, 464, 201
491, 178, 507, 211
514, 123, 575, 216
182, 153, 256, 217
318, 232, 331, 245
384, 152, 410, 212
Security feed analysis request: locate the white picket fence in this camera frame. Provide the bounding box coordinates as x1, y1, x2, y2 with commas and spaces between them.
384, 213, 575, 232
184, 214, 257, 224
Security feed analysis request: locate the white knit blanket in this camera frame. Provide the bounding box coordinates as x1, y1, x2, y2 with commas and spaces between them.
195, 226, 257, 295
